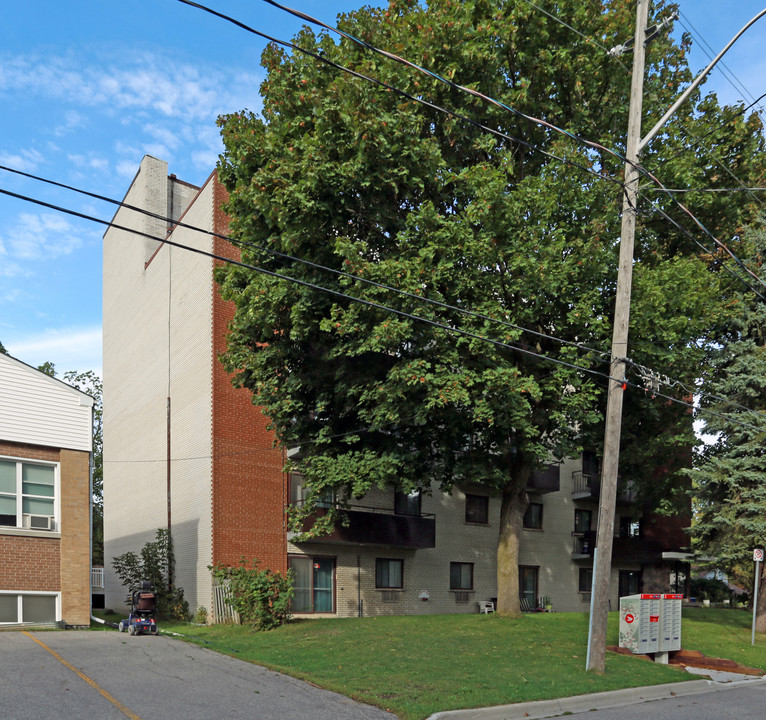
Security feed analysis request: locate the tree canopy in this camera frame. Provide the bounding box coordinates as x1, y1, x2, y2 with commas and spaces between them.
215, 0, 766, 613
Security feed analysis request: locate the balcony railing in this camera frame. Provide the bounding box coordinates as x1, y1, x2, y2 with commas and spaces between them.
291, 502, 436, 549
571, 472, 636, 504
91, 567, 104, 589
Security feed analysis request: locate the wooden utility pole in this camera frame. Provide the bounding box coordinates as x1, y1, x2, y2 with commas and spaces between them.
587, 0, 648, 673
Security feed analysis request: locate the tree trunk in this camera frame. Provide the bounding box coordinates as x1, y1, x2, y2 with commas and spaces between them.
755, 563, 766, 634
496, 461, 531, 617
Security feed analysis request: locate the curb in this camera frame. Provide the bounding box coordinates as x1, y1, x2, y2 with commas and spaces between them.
426, 676, 766, 720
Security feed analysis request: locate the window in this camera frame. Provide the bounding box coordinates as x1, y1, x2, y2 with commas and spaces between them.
0, 458, 57, 529
288, 556, 335, 613
376, 559, 403, 589
449, 562, 474, 590
465, 494, 489, 524
619, 570, 641, 598
394, 490, 421, 516
0, 592, 59, 624
578, 568, 593, 593
523, 503, 543, 529
574, 509, 592, 534
619, 516, 641, 538
289, 474, 334, 509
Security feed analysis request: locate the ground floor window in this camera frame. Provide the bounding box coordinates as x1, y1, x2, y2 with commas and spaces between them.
376, 558, 404, 589
288, 556, 335, 613
449, 562, 474, 590
619, 570, 642, 597
519, 566, 538, 607
578, 568, 593, 593
0, 592, 59, 624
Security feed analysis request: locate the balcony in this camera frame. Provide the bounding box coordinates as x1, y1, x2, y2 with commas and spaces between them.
527, 464, 560, 494
571, 472, 636, 504
570, 531, 662, 564
292, 503, 436, 549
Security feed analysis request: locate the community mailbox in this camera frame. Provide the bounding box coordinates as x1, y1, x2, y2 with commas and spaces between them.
619, 593, 683, 655
619, 594, 661, 654
659, 594, 683, 652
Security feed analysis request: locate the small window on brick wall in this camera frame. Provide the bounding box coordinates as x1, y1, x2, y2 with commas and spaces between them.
523, 503, 543, 529
450, 562, 474, 590
465, 494, 489, 524
376, 558, 403, 589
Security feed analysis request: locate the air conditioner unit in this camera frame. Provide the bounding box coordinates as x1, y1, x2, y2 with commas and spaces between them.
23, 514, 55, 531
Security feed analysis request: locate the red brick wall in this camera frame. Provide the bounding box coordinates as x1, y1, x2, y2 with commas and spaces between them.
210, 178, 288, 573
0, 535, 60, 590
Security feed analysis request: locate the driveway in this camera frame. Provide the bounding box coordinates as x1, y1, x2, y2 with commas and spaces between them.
0, 629, 398, 720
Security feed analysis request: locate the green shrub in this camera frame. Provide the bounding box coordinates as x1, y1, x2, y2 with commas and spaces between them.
194, 606, 209, 624
210, 558, 293, 630
111, 528, 190, 621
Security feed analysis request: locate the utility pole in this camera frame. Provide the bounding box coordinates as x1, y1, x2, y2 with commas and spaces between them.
586, 4, 766, 674
586, 0, 648, 673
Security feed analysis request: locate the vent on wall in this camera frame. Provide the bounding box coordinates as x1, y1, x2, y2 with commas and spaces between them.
381, 591, 400, 603
454, 591, 470, 604
23, 514, 55, 531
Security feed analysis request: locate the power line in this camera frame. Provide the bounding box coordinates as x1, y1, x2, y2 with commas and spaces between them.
0, 163, 613, 366
0, 183, 615, 382
3, 183, 763, 432
678, 11, 764, 113
175, 0, 620, 191
243, 0, 766, 297
501, 0, 766, 291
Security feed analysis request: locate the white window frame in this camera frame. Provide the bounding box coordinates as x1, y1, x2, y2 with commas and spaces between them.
0, 591, 61, 625
0, 455, 60, 532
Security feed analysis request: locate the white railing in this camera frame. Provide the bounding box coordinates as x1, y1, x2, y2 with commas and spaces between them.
91, 567, 104, 589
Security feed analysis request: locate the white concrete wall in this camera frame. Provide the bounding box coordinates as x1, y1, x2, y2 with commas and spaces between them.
103, 155, 214, 614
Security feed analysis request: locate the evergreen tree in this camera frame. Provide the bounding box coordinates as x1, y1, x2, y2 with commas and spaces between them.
692, 233, 766, 626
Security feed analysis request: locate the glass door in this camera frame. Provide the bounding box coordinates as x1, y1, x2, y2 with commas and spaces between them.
312, 557, 335, 613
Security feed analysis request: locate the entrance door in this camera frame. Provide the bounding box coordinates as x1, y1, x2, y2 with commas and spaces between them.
312, 557, 335, 612
519, 566, 538, 609
288, 556, 335, 613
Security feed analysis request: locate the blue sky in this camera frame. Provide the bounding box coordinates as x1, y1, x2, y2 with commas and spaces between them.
0, 0, 764, 377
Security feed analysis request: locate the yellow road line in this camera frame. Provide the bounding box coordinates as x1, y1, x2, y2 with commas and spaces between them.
22, 631, 143, 720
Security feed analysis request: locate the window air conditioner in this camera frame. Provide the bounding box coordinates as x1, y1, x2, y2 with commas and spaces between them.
23, 514, 55, 531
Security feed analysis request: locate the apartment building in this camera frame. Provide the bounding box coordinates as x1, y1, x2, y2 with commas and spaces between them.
0, 352, 93, 627
102, 156, 689, 617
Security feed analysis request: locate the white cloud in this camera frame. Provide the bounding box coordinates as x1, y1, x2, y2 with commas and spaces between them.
1, 213, 84, 261
5, 326, 102, 377
67, 153, 109, 171
0, 51, 262, 123
0, 148, 44, 172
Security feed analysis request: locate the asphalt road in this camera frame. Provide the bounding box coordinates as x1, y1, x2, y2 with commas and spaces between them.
0, 629, 398, 720
550, 681, 766, 719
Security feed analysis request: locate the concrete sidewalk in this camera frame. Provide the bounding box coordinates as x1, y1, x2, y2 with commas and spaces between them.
427, 673, 766, 720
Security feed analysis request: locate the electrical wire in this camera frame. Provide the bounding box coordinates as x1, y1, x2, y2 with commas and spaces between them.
0, 163, 613, 365
4, 183, 763, 436
245, 0, 766, 296
176, 0, 620, 191
678, 11, 764, 113
6, 180, 764, 432
0, 183, 615, 382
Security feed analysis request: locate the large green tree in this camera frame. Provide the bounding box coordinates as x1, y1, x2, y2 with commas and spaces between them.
691, 232, 766, 627
216, 0, 765, 614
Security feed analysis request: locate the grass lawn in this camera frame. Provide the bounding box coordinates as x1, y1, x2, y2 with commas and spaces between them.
93, 607, 766, 720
